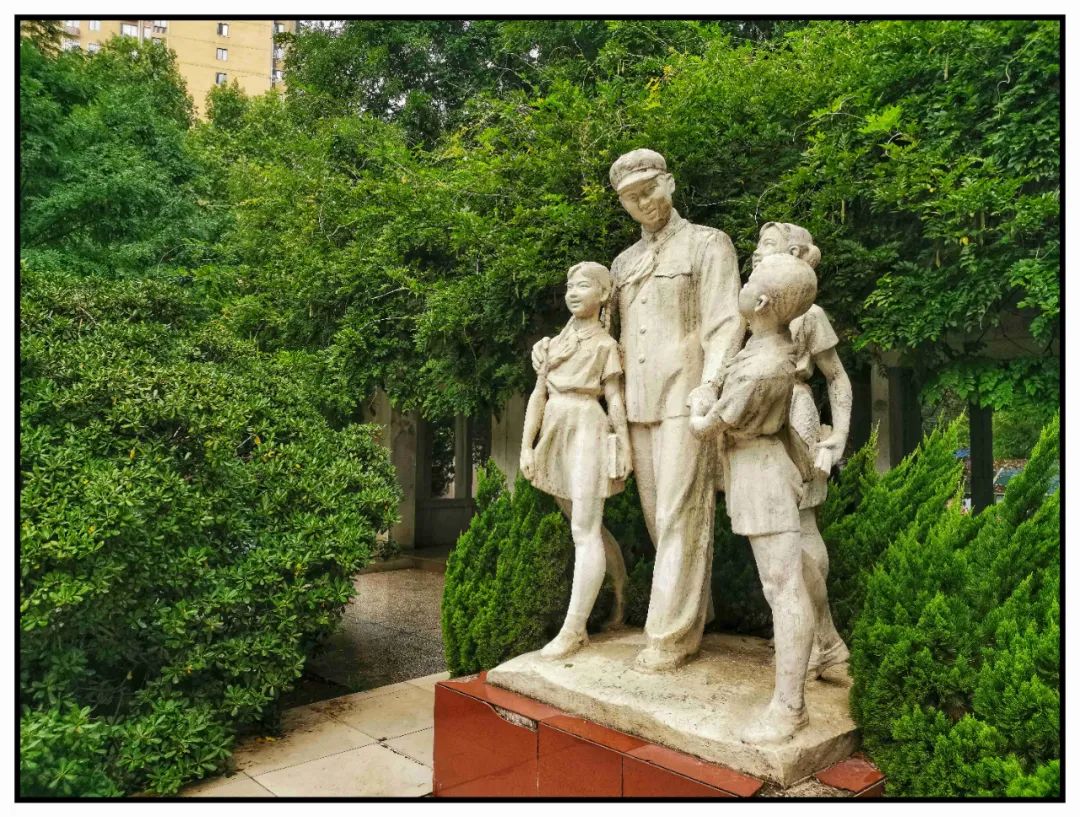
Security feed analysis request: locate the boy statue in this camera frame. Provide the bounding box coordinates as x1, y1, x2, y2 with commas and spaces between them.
690, 253, 819, 744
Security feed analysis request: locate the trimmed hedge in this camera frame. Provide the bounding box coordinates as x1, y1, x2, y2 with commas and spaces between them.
19, 265, 400, 795
441, 464, 574, 676
849, 417, 1059, 796
821, 420, 965, 639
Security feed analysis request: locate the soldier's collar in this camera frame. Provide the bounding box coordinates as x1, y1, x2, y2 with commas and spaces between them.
641, 208, 686, 246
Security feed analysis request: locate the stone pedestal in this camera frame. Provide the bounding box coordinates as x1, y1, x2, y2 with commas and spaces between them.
433, 668, 882, 797
486, 630, 859, 787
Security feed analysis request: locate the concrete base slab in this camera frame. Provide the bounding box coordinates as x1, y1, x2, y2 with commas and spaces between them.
486, 630, 858, 787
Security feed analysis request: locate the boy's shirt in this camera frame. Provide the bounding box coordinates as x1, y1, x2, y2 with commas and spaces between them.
714, 335, 794, 437
715, 335, 803, 537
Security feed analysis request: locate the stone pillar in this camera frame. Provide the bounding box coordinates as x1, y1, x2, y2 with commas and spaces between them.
490, 392, 527, 488
869, 365, 891, 473
366, 390, 418, 549
969, 402, 994, 512
389, 407, 419, 548
454, 414, 470, 499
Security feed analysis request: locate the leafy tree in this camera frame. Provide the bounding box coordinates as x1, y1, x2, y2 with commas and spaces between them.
20, 37, 209, 273
211, 20, 1057, 424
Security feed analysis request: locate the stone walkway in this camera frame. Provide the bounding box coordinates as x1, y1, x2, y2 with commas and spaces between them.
307, 567, 446, 692
184, 563, 450, 797
182, 671, 448, 797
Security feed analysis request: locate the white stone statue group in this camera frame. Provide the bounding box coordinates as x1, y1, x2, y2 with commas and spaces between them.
520, 149, 853, 745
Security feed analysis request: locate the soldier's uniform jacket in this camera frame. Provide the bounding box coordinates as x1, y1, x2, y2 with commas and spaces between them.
610, 209, 745, 424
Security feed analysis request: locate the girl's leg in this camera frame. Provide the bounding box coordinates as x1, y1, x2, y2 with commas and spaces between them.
555, 495, 627, 628
799, 509, 849, 678
741, 529, 814, 743
542, 496, 607, 659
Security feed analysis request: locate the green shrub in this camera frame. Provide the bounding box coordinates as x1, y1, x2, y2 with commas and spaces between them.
849, 417, 1059, 797
19, 265, 400, 795
822, 418, 965, 637
20, 705, 122, 797
441, 462, 574, 676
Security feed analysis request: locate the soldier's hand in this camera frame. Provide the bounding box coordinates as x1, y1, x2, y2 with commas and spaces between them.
531, 337, 551, 374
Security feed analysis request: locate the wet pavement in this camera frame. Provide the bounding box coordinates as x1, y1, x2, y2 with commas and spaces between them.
307, 568, 447, 692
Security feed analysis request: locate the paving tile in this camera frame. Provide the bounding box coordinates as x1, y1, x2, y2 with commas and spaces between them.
254, 743, 432, 797
440, 675, 562, 722
433, 684, 538, 796
231, 703, 377, 777
315, 683, 435, 740
406, 671, 451, 692
181, 771, 274, 798
856, 779, 886, 798
542, 713, 647, 754
385, 727, 435, 768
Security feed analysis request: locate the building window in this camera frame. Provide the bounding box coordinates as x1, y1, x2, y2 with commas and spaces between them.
273, 47, 284, 61
217, 22, 229, 37
61, 38, 79, 51
144, 27, 152, 39
154, 20, 167, 28
215, 72, 228, 85
275, 22, 286, 34
87, 42, 101, 53
64, 20, 79, 28
121, 23, 137, 37
216, 48, 228, 61
272, 69, 283, 84
89, 20, 100, 31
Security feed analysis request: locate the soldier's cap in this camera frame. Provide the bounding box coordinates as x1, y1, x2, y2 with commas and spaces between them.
609, 148, 668, 194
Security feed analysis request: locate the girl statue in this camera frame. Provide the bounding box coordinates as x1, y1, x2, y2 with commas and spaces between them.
520, 261, 633, 659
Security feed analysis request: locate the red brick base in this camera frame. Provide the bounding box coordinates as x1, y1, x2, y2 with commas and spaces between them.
433, 672, 885, 798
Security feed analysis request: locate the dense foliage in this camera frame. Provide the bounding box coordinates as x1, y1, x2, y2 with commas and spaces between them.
18, 37, 400, 796
200, 19, 1058, 422
441, 464, 574, 676
20, 38, 213, 275
19, 263, 399, 795
850, 418, 1059, 796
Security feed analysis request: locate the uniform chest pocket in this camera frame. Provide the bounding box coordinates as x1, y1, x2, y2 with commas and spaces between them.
652, 266, 693, 279
649, 267, 698, 329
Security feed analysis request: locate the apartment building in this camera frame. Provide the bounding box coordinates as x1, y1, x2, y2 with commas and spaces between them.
59, 19, 296, 115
